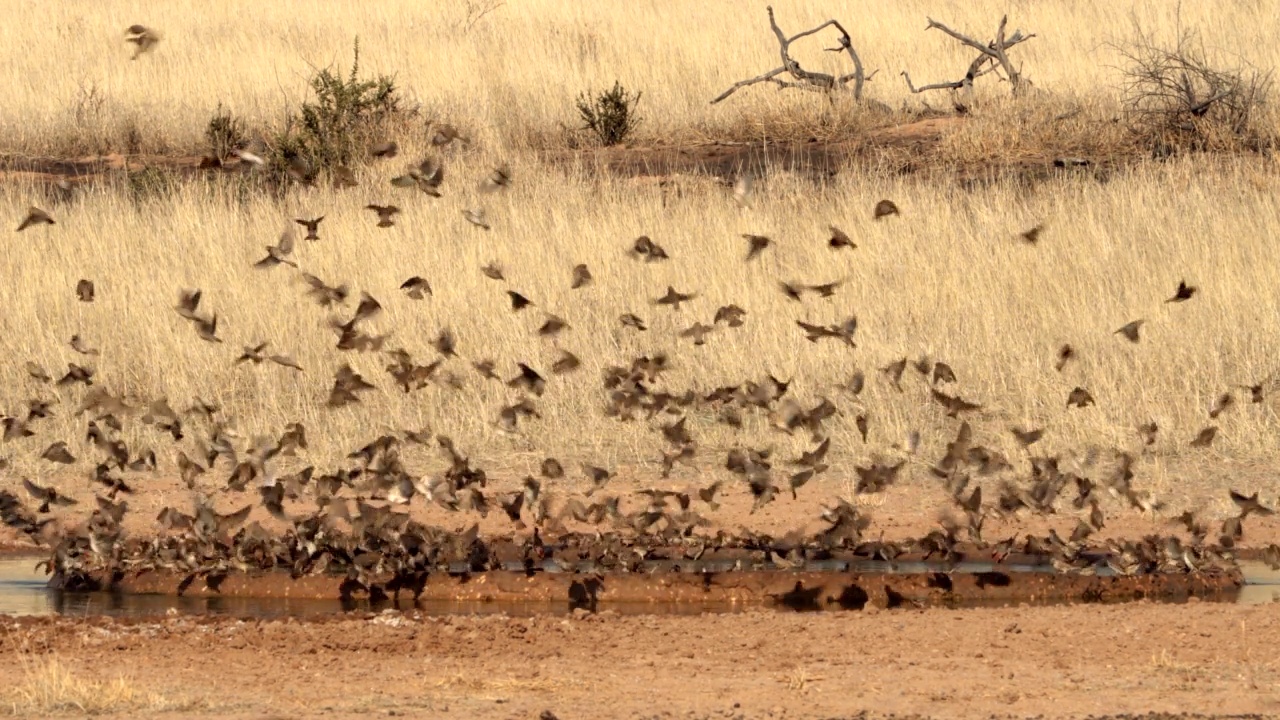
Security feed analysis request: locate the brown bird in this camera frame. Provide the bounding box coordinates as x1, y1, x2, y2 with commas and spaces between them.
1055, 344, 1075, 372
1011, 427, 1044, 447
22, 478, 77, 513
365, 204, 401, 228
1229, 489, 1274, 519
431, 124, 465, 146
22, 362, 50, 384
253, 227, 297, 269
463, 208, 491, 230
873, 199, 899, 220
69, 335, 99, 356
508, 291, 533, 311
714, 304, 747, 328
538, 314, 569, 337
1209, 392, 1234, 419
194, 314, 222, 343
1020, 224, 1043, 244
391, 157, 444, 196
828, 225, 855, 250
295, 216, 324, 241
931, 389, 983, 417
508, 363, 546, 396
632, 236, 669, 262
479, 165, 512, 193
1166, 280, 1197, 303
655, 286, 696, 310
432, 328, 457, 356
400, 276, 432, 299
1137, 421, 1159, 445
619, 313, 647, 331
301, 273, 349, 307
1115, 320, 1145, 343
16, 206, 54, 232
236, 342, 302, 371
1189, 426, 1217, 448
124, 24, 160, 59
552, 350, 581, 374
481, 263, 505, 281
1066, 387, 1095, 408
582, 464, 613, 495
75, 279, 95, 302
679, 322, 715, 345
327, 364, 376, 408
743, 234, 771, 261
40, 441, 76, 464
370, 141, 398, 158
571, 264, 593, 289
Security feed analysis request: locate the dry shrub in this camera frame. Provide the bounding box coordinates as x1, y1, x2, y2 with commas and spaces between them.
1117, 24, 1277, 155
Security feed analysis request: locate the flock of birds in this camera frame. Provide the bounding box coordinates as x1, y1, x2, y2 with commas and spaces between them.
2, 30, 1278, 598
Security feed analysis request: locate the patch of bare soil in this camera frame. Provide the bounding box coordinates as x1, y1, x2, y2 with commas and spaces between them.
2, 602, 1278, 719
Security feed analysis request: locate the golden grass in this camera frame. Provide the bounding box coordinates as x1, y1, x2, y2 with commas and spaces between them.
1, 0, 1278, 154
2, 656, 206, 716
0, 151, 1277, 516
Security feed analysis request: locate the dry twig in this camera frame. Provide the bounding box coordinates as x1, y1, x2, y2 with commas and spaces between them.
711, 6, 873, 104
901, 15, 1035, 104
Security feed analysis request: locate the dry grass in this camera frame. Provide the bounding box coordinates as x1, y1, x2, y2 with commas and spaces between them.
1, 1, 1278, 155
1, 656, 206, 716
0, 151, 1278, 517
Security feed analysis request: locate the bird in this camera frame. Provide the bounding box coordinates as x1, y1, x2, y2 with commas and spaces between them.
400, 277, 432, 299
16, 207, 54, 232
253, 227, 297, 269
365, 204, 401, 228
508, 291, 533, 312
632, 236, 669, 262
463, 208, 491, 230
571, 264, 593, 289
75, 280, 95, 302
743, 234, 771, 261
1189, 426, 1217, 448
828, 225, 855, 249
481, 263, 505, 281
654, 286, 696, 310
873, 199, 899, 220
1066, 387, 1095, 408
1166, 280, 1197, 303
479, 165, 512, 193
295, 216, 324, 241
1114, 320, 1145, 343
370, 141, 398, 158
1020, 224, 1043, 244
125, 24, 160, 59
391, 158, 444, 196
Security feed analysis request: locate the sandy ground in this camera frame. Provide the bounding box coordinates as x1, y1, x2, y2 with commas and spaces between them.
1, 602, 1278, 719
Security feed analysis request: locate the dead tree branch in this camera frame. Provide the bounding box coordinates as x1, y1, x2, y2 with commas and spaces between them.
902, 15, 1036, 100
711, 6, 870, 104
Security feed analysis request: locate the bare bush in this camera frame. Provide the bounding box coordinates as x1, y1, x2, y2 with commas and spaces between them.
1117, 25, 1275, 153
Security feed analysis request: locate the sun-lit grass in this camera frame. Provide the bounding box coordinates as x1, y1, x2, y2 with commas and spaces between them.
0, 1, 1278, 154
2, 656, 205, 716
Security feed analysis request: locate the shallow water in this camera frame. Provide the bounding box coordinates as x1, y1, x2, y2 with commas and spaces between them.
0, 556, 1272, 619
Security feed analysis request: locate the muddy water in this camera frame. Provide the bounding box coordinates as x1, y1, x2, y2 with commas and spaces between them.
0, 556, 1273, 619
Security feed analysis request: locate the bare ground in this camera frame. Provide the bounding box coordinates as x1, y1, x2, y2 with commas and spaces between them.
2, 602, 1279, 719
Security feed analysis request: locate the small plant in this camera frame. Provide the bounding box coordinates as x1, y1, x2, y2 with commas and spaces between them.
576, 81, 642, 146
205, 103, 247, 161
269, 37, 404, 185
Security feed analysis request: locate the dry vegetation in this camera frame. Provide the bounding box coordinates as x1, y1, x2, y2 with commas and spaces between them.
0, 0, 1276, 155
1, 655, 205, 715
0, 0, 1279, 537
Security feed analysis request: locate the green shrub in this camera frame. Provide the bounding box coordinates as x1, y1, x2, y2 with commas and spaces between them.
576, 81, 642, 146
270, 37, 403, 186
